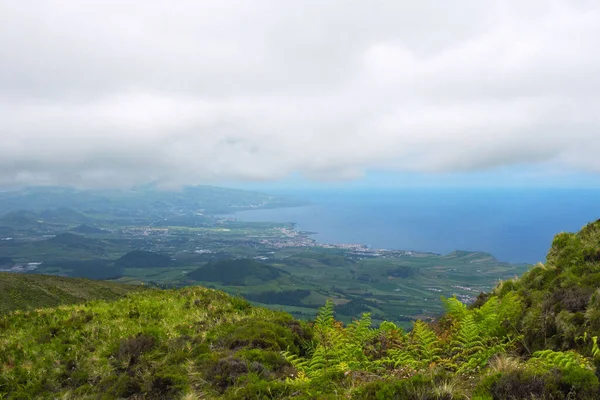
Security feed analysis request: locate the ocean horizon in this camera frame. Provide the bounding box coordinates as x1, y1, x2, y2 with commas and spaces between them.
229, 187, 600, 264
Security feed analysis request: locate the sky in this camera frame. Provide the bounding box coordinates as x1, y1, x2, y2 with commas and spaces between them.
1, 1, 600, 189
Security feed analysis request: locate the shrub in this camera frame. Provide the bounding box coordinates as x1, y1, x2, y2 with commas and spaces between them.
150, 370, 188, 398
203, 356, 249, 392
223, 373, 294, 399
352, 375, 438, 400
213, 316, 300, 352
560, 367, 599, 398
116, 333, 156, 365
484, 370, 560, 400
237, 349, 291, 374
478, 353, 600, 400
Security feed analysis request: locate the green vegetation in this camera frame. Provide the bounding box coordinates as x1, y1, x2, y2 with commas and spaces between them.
0, 272, 144, 314
115, 250, 174, 269
2, 221, 600, 398
0, 186, 529, 325
40, 260, 124, 280
488, 220, 600, 355
187, 259, 286, 286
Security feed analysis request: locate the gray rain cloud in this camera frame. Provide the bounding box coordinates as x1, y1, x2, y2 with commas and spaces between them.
1, 0, 600, 187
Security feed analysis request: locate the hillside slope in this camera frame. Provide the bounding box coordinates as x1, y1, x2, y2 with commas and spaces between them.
0, 272, 144, 314
2, 222, 600, 399
0, 287, 312, 399
485, 219, 600, 354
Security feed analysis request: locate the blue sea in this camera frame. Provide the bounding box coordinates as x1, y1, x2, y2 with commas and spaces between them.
231, 188, 600, 264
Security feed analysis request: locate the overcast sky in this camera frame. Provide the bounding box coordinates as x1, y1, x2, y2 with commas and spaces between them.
1, 0, 599, 188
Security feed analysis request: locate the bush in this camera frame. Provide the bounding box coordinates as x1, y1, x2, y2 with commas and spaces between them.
203, 356, 249, 392
486, 370, 559, 400
352, 375, 438, 400
237, 349, 291, 374
150, 370, 188, 398
212, 316, 302, 352
116, 333, 156, 365
478, 361, 600, 400
223, 373, 294, 399
560, 367, 599, 398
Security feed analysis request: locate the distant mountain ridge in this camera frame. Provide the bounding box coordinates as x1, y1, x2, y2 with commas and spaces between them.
0, 185, 304, 216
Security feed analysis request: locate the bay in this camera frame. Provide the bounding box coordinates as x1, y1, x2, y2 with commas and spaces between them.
230, 188, 600, 263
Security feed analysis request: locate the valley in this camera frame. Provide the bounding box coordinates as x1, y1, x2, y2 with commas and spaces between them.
0, 187, 529, 327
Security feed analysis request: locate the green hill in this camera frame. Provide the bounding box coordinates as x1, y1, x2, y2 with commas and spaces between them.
0, 272, 143, 314
0, 210, 39, 225
41, 233, 112, 258
48, 232, 94, 246
115, 250, 174, 269
38, 259, 124, 280
3, 223, 600, 399
187, 258, 286, 285
40, 207, 86, 221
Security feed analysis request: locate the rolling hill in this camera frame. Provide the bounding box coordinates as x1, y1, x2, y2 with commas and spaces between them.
0, 210, 39, 226
115, 250, 174, 268
0, 272, 144, 314
187, 258, 287, 285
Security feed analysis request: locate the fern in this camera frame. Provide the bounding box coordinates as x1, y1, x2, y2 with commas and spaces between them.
443, 296, 468, 321
445, 296, 519, 373
451, 314, 485, 354
285, 297, 521, 380
581, 332, 600, 360
346, 312, 373, 345
532, 350, 593, 371
384, 348, 420, 369
592, 336, 600, 359
343, 313, 379, 368
410, 320, 442, 364
314, 299, 335, 335
474, 297, 500, 335
281, 349, 309, 371
383, 320, 441, 370
283, 300, 376, 380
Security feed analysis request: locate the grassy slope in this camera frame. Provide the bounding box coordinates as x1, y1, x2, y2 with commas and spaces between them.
0, 272, 144, 314
489, 219, 600, 353
2, 222, 600, 399
0, 287, 310, 399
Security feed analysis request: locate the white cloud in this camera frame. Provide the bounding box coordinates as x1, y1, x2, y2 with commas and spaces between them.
1, 0, 600, 187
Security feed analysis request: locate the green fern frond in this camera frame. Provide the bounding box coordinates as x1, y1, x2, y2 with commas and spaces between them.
443, 296, 468, 321
532, 349, 593, 371
314, 299, 335, 333
592, 336, 600, 359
